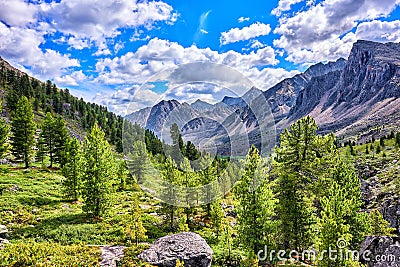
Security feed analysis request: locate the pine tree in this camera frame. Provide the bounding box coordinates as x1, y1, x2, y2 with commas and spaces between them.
199, 152, 218, 217
62, 138, 82, 201
126, 195, 147, 245
170, 123, 184, 165
81, 124, 116, 217
35, 136, 46, 164
0, 102, 9, 159
126, 140, 150, 184
317, 181, 353, 267
53, 115, 69, 167
235, 145, 277, 257
180, 157, 198, 226
273, 116, 335, 251
209, 200, 224, 239
160, 156, 181, 231
40, 112, 55, 167
10, 96, 36, 168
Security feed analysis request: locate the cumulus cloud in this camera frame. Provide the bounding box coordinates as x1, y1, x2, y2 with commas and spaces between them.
220, 22, 271, 45
45, 0, 177, 40
0, 0, 40, 27
271, 0, 305, 17
355, 20, 400, 42
273, 0, 400, 64
55, 70, 87, 86
0, 22, 79, 79
94, 38, 297, 113
95, 38, 279, 87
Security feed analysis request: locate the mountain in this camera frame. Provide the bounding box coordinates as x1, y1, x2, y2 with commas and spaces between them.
190, 99, 213, 111
126, 40, 400, 153
284, 40, 400, 142
221, 87, 263, 108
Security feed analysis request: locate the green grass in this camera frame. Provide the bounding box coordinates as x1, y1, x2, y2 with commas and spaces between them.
0, 165, 161, 266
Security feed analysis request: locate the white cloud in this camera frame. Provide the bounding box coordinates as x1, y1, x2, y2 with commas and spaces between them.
220, 22, 271, 45
200, 29, 209, 34
45, 0, 177, 40
67, 37, 91, 50
271, 0, 305, 17
55, 70, 87, 86
0, 22, 79, 79
238, 17, 250, 23
94, 38, 289, 113
355, 20, 400, 42
273, 0, 400, 64
0, 0, 39, 27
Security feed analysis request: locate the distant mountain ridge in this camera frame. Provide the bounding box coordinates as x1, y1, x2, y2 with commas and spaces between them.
126, 40, 400, 153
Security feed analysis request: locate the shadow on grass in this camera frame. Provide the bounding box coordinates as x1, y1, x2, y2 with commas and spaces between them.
17, 195, 61, 206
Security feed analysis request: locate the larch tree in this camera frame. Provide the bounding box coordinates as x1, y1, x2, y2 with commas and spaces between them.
10, 96, 36, 168
235, 145, 277, 258
126, 140, 150, 184
160, 156, 181, 231
81, 124, 116, 217
0, 102, 9, 158
62, 137, 82, 201
40, 112, 55, 167
274, 115, 336, 251
126, 194, 147, 245
53, 115, 69, 167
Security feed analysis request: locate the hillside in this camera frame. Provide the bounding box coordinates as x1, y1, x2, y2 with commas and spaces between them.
0, 57, 124, 152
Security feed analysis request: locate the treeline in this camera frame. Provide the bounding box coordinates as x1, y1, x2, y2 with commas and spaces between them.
0, 63, 123, 152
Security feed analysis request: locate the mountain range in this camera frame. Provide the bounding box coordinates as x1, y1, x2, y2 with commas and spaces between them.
126, 40, 400, 155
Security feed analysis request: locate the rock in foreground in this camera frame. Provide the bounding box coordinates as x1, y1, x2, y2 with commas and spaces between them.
138, 232, 212, 267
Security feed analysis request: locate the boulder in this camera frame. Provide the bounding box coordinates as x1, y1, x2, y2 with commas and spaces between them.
138, 232, 212, 267
359, 236, 400, 266
0, 238, 9, 248
0, 225, 8, 239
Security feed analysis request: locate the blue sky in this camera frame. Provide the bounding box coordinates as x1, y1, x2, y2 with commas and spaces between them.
1, 0, 400, 115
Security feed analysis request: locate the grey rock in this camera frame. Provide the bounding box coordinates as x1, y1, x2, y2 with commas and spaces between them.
360, 236, 400, 267
99, 245, 126, 267
138, 232, 212, 267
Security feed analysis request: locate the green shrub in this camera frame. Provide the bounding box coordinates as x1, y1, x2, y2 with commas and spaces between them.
0, 240, 100, 266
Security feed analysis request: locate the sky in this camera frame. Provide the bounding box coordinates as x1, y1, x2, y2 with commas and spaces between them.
1, 0, 400, 115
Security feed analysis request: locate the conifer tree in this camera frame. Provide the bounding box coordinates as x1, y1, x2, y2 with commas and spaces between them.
273, 116, 334, 251
126, 195, 147, 245
53, 115, 69, 167
81, 124, 116, 217
199, 152, 218, 217
160, 156, 181, 231
180, 157, 198, 225
35, 136, 46, 164
126, 140, 150, 184
235, 145, 277, 257
170, 123, 184, 165
40, 112, 55, 167
62, 138, 82, 200
0, 102, 9, 159
369, 209, 395, 236
10, 96, 35, 168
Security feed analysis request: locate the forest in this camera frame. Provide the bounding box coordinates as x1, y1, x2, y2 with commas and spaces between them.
0, 61, 400, 266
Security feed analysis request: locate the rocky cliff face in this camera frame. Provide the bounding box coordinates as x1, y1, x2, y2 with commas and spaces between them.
286, 40, 400, 141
